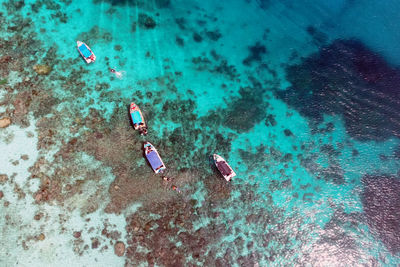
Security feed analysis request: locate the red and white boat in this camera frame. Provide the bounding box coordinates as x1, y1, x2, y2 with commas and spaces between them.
213, 154, 236, 181
77, 41, 96, 63
130, 102, 147, 135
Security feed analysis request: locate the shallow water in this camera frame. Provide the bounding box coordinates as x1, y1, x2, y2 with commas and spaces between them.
1, 0, 400, 266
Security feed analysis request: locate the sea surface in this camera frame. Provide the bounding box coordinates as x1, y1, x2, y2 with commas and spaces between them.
1, 0, 400, 266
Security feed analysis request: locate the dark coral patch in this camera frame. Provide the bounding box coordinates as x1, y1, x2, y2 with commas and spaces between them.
213, 60, 239, 80
94, 0, 170, 8
265, 114, 277, 126
279, 39, 400, 141
199, 75, 269, 134
175, 17, 186, 30
302, 208, 364, 265
219, 85, 269, 133
154, 0, 170, 8
299, 154, 345, 185
77, 26, 112, 43
243, 42, 267, 66
175, 36, 184, 46
306, 25, 327, 47
138, 13, 156, 29
206, 30, 222, 41
238, 144, 269, 172
361, 175, 400, 254
159, 98, 233, 170
125, 200, 227, 266
193, 32, 202, 42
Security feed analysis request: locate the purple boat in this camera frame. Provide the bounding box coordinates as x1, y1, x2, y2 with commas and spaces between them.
144, 142, 166, 174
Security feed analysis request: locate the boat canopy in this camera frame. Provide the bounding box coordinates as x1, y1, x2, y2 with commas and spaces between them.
79, 44, 92, 58
217, 161, 232, 176
131, 111, 142, 124
147, 151, 163, 170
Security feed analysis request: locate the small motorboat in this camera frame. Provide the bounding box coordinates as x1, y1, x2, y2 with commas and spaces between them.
77, 41, 96, 63
213, 154, 236, 181
130, 102, 147, 135
144, 142, 166, 174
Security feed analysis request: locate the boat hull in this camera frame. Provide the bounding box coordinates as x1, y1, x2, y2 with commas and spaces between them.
144, 142, 166, 174
130, 102, 146, 131
77, 41, 96, 64
213, 154, 236, 181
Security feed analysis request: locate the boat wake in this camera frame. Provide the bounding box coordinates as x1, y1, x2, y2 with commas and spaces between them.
114, 70, 126, 79
110, 68, 126, 79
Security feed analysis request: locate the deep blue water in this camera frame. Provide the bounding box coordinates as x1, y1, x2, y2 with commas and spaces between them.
0, 0, 399, 266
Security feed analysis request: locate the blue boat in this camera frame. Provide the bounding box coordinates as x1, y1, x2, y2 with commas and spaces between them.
76, 41, 96, 63
144, 142, 166, 174
130, 102, 147, 135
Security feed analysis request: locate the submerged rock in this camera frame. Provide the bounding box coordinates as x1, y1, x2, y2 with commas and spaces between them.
37, 233, 45, 241
73, 231, 81, 238
0, 117, 11, 128
0, 55, 12, 63
0, 174, 8, 184
91, 239, 100, 249
114, 241, 125, 256
33, 64, 52, 75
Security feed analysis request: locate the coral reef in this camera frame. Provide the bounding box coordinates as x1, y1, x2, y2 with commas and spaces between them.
77, 26, 112, 43
0, 117, 11, 128
114, 241, 125, 256
93, 0, 170, 8
361, 175, 400, 254
2, 2, 393, 266
306, 25, 327, 47
138, 13, 156, 29
155, 0, 170, 8
243, 42, 267, 66
299, 153, 345, 185
238, 144, 270, 172
33, 64, 52, 75
175, 36, 184, 46
205, 30, 222, 41
175, 17, 186, 30
302, 208, 365, 265
279, 39, 400, 141
217, 84, 269, 133
193, 32, 203, 42
124, 199, 227, 266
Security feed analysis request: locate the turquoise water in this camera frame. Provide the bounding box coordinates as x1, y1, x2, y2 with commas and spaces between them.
1, 0, 400, 266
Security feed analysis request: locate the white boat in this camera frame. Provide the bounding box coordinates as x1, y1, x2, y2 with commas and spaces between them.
213, 154, 236, 181
77, 41, 96, 63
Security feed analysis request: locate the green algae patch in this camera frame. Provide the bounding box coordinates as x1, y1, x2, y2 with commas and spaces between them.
0, 78, 7, 85
33, 64, 52, 75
